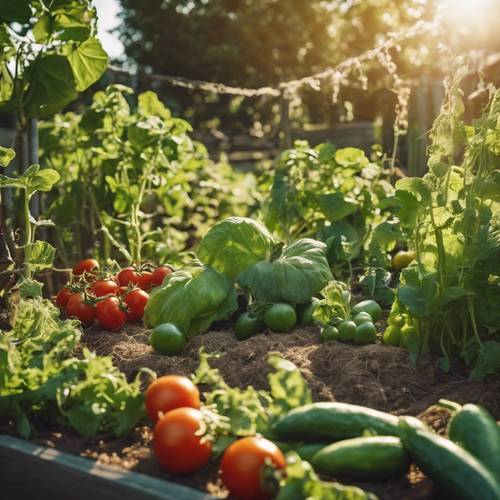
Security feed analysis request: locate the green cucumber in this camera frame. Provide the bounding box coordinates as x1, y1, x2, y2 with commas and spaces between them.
294, 442, 330, 462
272, 402, 399, 442
448, 404, 500, 481
312, 436, 410, 480
399, 416, 500, 500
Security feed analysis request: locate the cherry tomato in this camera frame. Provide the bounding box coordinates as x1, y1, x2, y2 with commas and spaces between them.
124, 288, 149, 321
116, 267, 140, 287
56, 287, 74, 309
151, 266, 172, 287
73, 258, 99, 276
91, 279, 118, 297
137, 271, 154, 291
145, 375, 200, 423
153, 407, 212, 474
220, 436, 286, 500
66, 293, 96, 326
96, 296, 127, 331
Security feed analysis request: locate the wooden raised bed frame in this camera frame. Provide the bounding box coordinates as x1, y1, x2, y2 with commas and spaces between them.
0, 435, 215, 500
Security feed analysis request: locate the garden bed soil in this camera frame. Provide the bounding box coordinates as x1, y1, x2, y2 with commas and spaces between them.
6, 324, 500, 500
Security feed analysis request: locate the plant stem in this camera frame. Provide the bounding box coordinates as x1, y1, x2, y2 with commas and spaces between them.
24, 191, 31, 280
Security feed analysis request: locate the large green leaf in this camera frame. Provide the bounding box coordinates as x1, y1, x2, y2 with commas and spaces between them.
66, 38, 108, 91
144, 263, 238, 337
238, 238, 332, 303
24, 55, 78, 118
26, 241, 56, 272
318, 193, 358, 222
198, 217, 275, 280
0, 0, 31, 23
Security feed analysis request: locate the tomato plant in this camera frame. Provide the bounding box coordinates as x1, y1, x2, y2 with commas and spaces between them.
220, 436, 286, 500
151, 266, 173, 286
153, 407, 212, 474
91, 279, 118, 297
66, 294, 96, 326
137, 271, 154, 291
95, 297, 127, 331
145, 375, 200, 422
73, 258, 100, 277
124, 289, 149, 321
56, 287, 74, 309
117, 267, 140, 287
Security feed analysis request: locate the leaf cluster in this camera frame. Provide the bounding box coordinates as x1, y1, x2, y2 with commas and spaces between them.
0, 298, 146, 438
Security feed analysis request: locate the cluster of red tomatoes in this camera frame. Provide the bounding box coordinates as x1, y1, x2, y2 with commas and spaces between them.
55, 258, 172, 331
146, 375, 286, 500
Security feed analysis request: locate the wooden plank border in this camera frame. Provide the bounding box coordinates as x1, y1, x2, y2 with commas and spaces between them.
0, 434, 216, 500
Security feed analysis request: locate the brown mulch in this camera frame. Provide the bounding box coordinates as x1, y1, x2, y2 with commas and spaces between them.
12, 323, 500, 499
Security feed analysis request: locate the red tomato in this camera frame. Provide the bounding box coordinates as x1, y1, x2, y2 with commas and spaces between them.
220, 437, 286, 500
116, 286, 127, 296
73, 258, 99, 276
91, 279, 118, 297
153, 407, 212, 474
124, 288, 149, 321
66, 293, 96, 326
56, 287, 73, 309
117, 267, 140, 287
151, 266, 172, 287
96, 296, 127, 331
145, 375, 200, 423
137, 271, 154, 291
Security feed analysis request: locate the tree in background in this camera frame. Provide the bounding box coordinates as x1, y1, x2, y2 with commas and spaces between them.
116, 0, 443, 133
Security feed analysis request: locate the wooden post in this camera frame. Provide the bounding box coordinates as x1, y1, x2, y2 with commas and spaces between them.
279, 90, 292, 149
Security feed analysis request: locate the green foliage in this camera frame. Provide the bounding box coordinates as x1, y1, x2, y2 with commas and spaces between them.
388, 59, 500, 378
262, 141, 395, 281
0, 148, 59, 285
0, 0, 107, 119
198, 217, 275, 280
192, 350, 312, 441
39, 85, 261, 264
238, 238, 333, 304
144, 262, 238, 337
0, 299, 146, 438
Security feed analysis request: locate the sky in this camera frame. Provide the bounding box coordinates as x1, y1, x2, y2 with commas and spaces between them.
94, 0, 124, 59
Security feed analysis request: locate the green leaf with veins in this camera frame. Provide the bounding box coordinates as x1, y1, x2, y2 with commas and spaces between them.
26, 241, 55, 272
24, 55, 78, 118
66, 38, 108, 91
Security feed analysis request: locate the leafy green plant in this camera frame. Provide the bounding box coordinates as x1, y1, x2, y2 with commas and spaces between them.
261, 142, 396, 281
0, 298, 147, 438
144, 261, 238, 336
0, 146, 59, 294
388, 59, 500, 378
198, 216, 332, 305
0, 0, 107, 120
39, 86, 261, 265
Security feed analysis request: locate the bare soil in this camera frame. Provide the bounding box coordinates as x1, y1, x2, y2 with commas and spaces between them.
8, 323, 500, 499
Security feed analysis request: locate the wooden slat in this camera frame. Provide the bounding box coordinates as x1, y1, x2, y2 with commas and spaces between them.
0, 434, 215, 500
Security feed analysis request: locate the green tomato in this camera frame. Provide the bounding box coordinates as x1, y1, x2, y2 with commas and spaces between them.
354, 321, 377, 345
383, 325, 402, 346
351, 300, 382, 322
388, 314, 405, 328
234, 312, 265, 341
297, 298, 320, 326
353, 311, 373, 325
337, 320, 357, 342
264, 303, 297, 333
150, 323, 187, 355
321, 325, 338, 342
